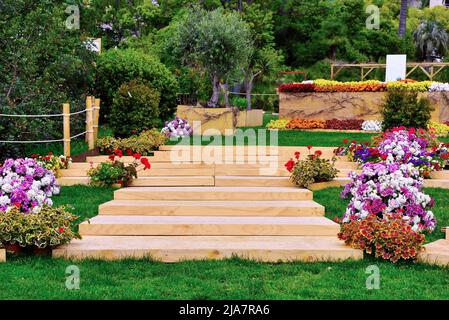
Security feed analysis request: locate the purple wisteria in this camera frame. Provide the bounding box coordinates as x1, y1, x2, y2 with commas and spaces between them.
0, 158, 60, 214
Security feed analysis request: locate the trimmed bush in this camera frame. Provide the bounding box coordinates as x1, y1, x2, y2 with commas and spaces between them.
96, 130, 168, 156
381, 90, 433, 130
96, 48, 178, 122
110, 81, 161, 137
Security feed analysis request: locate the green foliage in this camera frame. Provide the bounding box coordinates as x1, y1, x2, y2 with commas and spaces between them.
0, 206, 80, 248
288, 154, 339, 188
0, 0, 95, 159
382, 90, 433, 130
96, 129, 168, 155
413, 20, 449, 60
96, 48, 178, 122
338, 214, 426, 263
87, 160, 138, 187
173, 7, 253, 106
110, 80, 161, 137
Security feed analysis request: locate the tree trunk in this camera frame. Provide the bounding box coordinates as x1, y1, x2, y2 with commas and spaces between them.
208, 75, 220, 108
398, 0, 408, 38
220, 82, 230, 107
244, 73, 254, 111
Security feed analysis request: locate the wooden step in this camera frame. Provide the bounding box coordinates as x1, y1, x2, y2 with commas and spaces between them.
79, 216, 338, 236
423, 179, 449, 189
114, 187, 313, 201
0, 249, 5, 262
57, 177, 90, 186
69, 162, 209, 170
215, 176, 292, 187
418, 239, 449, 266
129, 176, 215, 187
53, 235, 363, 262
99, 200, 324, 216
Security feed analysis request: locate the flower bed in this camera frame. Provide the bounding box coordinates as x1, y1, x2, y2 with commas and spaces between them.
341, 162, 436, 233
266, 118, 376, 132
334, 128, 448, 177
285, 148, 338, 188
278, 79, 448, 93
0, 158, 60, 213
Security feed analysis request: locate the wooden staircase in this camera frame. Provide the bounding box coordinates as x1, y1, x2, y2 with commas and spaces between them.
53, 148, 362, 262
418, 228, 449, 266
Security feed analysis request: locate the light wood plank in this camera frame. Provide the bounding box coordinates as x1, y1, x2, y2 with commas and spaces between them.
53, 235, 363, 262
114, 187, 313, 201
79, 216, 338, 236
99, 199, 324, 216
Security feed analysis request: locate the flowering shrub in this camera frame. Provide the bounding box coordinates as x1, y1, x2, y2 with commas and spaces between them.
386, 81, 432, 92
161, 117, 193, 138
278, 80, 449, 93
429, 83, 449, 92
334, 139, 375, 162
0, 158, 60, 214
88, 150, 151, 187
285, 149, 338, 188
428, 121, 449, 137
338, 214, 425, 263
0, 205, 80, 249
97, 129, 167, 156
286, 119, 326, 130
362, 120, 382, 132
278, 83, 315, 93
341, 162, 436, 233
266, 119, 289, 130
32, 153, 72, 178
325, 119, 364, 130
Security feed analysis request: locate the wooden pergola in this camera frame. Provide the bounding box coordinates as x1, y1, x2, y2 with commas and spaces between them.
330, 62, 449, 81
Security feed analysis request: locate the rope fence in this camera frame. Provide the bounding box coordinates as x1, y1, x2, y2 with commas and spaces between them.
0, 96, 101, 157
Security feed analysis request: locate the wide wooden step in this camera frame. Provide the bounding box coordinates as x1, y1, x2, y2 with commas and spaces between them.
53, 235, 363, 262
114, 186, 313, 201
69, 162, 209, 170
418, 239, 449, 266
129, 176, 215, 187
57, 177, 90, 186
99, 199, 324, 216
79, 216, 337, 236
215, 176, 292, 187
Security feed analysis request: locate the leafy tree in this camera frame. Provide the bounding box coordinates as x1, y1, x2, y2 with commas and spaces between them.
0, 0, 95, 159
413, 20, 449, 61
240, 3, 283, 110
174, 7, 253, 107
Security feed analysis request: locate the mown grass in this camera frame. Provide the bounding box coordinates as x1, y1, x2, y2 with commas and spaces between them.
0, 185, 447, 300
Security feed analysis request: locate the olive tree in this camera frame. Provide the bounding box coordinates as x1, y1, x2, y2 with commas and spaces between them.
175, 7, 253, 107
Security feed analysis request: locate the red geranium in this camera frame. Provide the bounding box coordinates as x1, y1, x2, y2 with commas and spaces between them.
284, 159, 295, 172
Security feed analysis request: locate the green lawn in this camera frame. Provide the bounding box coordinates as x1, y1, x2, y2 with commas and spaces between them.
0, 185, 448, 300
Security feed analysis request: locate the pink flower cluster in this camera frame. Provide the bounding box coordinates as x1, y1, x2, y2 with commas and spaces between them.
0, 158, 60, 214
341, 162, 436, 233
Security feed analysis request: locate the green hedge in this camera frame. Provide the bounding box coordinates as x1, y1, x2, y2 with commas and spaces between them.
96, 48, 179, 123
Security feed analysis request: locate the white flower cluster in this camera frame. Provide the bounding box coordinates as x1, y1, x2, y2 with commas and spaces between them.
429, 83, 449, 92
361, 120, 382, 132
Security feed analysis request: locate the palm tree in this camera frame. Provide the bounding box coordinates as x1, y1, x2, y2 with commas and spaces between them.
398, 0, 408, 38
413, 21, 449, 61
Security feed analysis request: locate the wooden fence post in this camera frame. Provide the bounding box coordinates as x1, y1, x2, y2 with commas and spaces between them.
93, 98, 101, 144
63, 103, 71, 157
85, 96, 95, 150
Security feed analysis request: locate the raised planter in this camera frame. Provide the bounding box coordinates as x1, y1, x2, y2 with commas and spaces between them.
279, 92, 449, 122
177, 105, 237, 135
